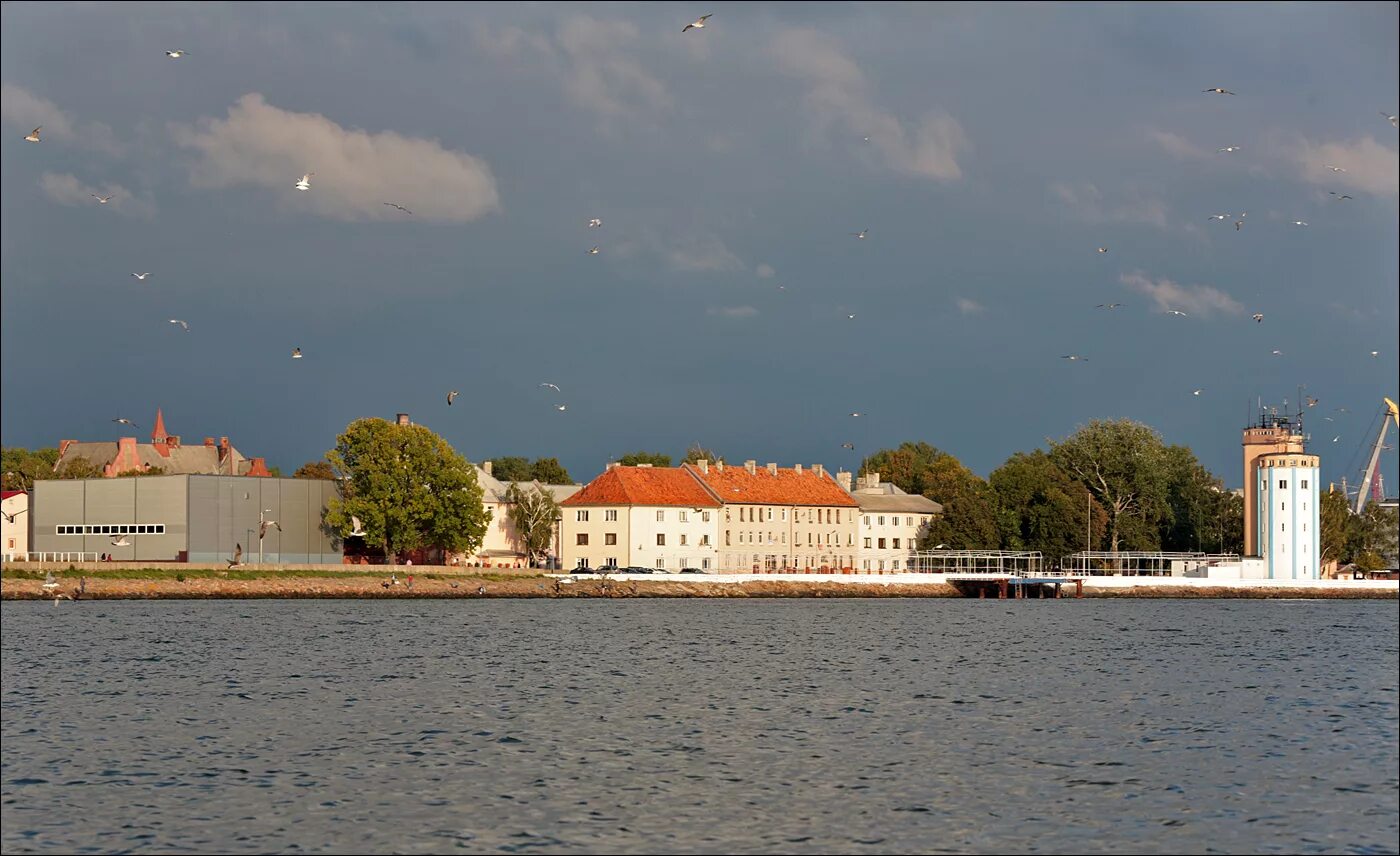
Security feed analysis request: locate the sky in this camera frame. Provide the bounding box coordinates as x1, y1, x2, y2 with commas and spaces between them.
2, 2, 1397, 494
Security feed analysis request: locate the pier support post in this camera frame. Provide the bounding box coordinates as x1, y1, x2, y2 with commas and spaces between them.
998, 579, 1008, 599
1074, 579, 1083, 598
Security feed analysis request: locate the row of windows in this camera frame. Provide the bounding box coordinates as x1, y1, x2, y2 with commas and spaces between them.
1264, 479, 1310, 490
862, 537, 903, 550
720, 554, 857, 569
731, 507, 851, 524
722, 531, 854, 547
862, 515, 930, 528
575, 558, 713, 570
861, 559, 905, 570
577, 509, 714, 523
55, 524, 166, 535
575, 533, 713, 547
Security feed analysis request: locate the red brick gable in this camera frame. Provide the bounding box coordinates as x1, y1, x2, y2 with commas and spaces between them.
562, 466, 721, 507
685, 463, 858, 507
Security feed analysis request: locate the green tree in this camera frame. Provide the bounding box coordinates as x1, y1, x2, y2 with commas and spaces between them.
682, 443, 722, 464
862, 442, 999, 549
51, 458, 104, 480
486, 456, 533, 482
505, 482, 562, 566
2, 447, 59, 490
266, 465, 284, 477
618, 451, 672, 467
990, 450, 1099, 560
113, 466, 167, 477
324, 417, 489, 566
528, 457, 571, 484
294, 460, 336, 480
1158, 445, 1231, 552
1319, 489, 1354, 565
1356, 504, 1398, 570
1049, 419, 1171, 556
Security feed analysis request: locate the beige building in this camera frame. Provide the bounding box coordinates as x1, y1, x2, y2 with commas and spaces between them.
846, 472, 942, 571
687, 459, 859, 572
54, 409, 272, 478
2, 490, 29, 560
472, 461, 581, 568
560, 464, 722, 571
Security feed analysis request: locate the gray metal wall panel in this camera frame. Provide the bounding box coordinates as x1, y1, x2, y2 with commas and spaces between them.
30, 480, 86, 555
31, 477, 189, 560
186, 476, 341, 565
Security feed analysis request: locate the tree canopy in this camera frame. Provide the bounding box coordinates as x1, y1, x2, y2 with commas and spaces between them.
1049, 419, 1171, 555
990, 450, 1099, 559
861, 442, 999, 549
487, 456, 572, 483
617, 450, 672, 467
505, 482, 562, 566
527, 457, 572, 484
294, 460, 337, 480
324, 418, 489, 565
682, 443, 722, 464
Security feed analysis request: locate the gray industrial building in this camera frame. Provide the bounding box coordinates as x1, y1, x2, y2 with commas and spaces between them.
30, 475, 341, 564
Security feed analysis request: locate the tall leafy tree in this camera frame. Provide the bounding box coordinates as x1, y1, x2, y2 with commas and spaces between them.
324, 417, 489, 566
2, 447, 59, 490
990, 450, 1099, 560
529, 457, 572, 484
1049, 420, 1170, 555
505, 482, 562, 566
862, 442, 999, 549
294, 460, 336, 480
618, 451, 672, 467
487, 456, 533, 481
682, 443, 722, 464
1319, 489, 1354, 566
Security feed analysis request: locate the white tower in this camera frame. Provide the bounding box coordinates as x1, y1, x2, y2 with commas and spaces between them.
1254, 451, 1320, 580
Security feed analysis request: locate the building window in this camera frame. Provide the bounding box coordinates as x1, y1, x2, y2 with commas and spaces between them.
702, 559, 710, 569
680, 534, 688, 546
781, 508, 788, 521
907, 517, 914, 527
701, 534, 710, 545
679, 511, 688, 522
1281, 523, 1286, 532
656, 510, 665, 522
656, 559, 666, 569
1281, 502, 1286, 511
892, 560, 901, 570
892, 538, 900, 549
725, 531, 731, 546
576, 534, 589, 545
605, 509, 617, 522
863, 537, 872, 549
878, 560, 885, 571
1278, 480, 1287, 489
1301, 480, 1308, 489
605, 533, 617, 545
576, 510, 589, 522
657, 534, 665, 546
702, 511, 710, 522
864, 515, 870, 526
878, 538, 887, 549
878, 515, 885, 526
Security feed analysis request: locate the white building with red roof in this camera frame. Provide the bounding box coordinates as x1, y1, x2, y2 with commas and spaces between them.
2, 490, 28, 560
559, 464, 722, 572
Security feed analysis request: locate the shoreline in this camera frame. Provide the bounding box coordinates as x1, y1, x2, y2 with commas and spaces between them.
2, 569, 1395, 600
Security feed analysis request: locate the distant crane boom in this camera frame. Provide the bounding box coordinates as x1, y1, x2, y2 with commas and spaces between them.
1355, 396, 1400, 514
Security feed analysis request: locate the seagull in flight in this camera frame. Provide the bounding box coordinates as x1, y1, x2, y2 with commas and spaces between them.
1291, 220, 1308, 227
383, 202, 412, 214
1306, 396, 1319, 408
1332, 435, 1341, 443
259, 519, 281, 539
24, 127, 41, 143
131, 272, 152, 281
164, 49, 189, 58
683, 13, 712, 32
851, 228, 869, 239
349, 516, 367, 538
846, 314, 856, 320
1383, 112, 1398, 128
539, 383, 561, 392
169, 319, 189, 331
1203, 87, 1235, 95
1252, 313, 1264, 323
1217, 145, 1242, 153
294, 173, 313, 191
587, 246, 599, 255
1328, 192, 1353, 200
110, 534, 131, 547
1095, 303, 1122, 310
447, 390, 459, 406
1371, 351, 1380, 357
91, 194, 113, 204
1061, 354, 1088, 361
850, 412, 865, 417
112, 418, 142, 430
227, 543, 243, 568
1208, 213, 1231, 220
1165, 309, 1188, 317
1096, 247, 1109, 253
587, 218, 602, 228
841, 442, 855, 450
1192, 389, 1203, 396
1324, 165, 1347, 172
1271, 349, 1283, 355
556, 404, 567, 411
1235, 218, 1244, 230
291, 347, 303, 359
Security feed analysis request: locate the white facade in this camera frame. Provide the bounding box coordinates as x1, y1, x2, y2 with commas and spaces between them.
1255, 454, 1320, 580
565, 505, 719, 571
2, 492, 29, 559
858, 510, 934, 571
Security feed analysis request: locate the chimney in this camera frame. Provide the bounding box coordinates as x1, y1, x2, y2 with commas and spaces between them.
204, 437, 215, 447
836, 470, 853, 491
813, 463, 825, 477
483, 460, 493, 476
744, 459, 757, 475
715, 460, 724, 472
396, 413, 411, 426
794, 463, 803, 475
167, 435, 180, 448
765, 462, 777, 476
696, 459, 709, 474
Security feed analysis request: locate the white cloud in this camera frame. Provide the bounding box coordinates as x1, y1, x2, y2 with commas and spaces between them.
771, 29, 967, 182
955, 297, 984, 315
667, 235, 744, 273
169, 93, 499, 222
1145, 129, 1211, 160
1120, 271, 1243, 318
756, 263, 776, 279
1049, 181, 1170, 229
1, 82, 123, 155
38, 172, 155, 218
707, 305, 759, 319
1291, 135, 1398, 198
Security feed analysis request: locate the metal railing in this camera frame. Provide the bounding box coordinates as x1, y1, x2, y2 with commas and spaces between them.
19, 552, 100, 563
1060, 551, 1241, 576
907, 550, 1043, 576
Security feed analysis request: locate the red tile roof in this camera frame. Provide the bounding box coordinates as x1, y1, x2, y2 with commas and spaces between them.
1, 490, 25, 500
685, 463, 858, 507
562, 466, 722, 507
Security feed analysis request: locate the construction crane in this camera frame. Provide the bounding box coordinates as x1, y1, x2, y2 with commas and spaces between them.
1354, 397, 1400, 514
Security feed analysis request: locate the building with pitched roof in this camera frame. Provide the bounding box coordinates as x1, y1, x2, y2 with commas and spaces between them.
471, 461, 582, 567
685, 459, 859, 572
560, 464, 722, 571
845, 471, 943, 571
53, 408, 272, 478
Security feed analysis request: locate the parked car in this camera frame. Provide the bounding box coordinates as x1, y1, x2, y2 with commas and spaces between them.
624, 566, 655, 574
679, 568, 706, 574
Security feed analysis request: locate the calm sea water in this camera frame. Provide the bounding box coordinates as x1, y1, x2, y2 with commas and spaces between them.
2, 599, 1397, 855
